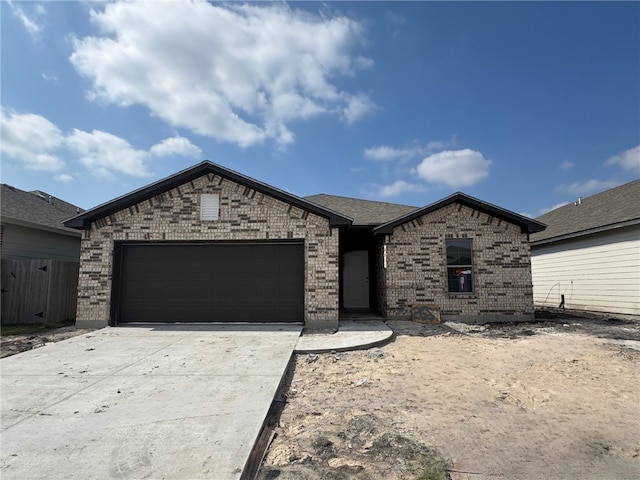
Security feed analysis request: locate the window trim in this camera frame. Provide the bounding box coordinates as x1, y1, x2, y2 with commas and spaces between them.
446, 238, 474, 294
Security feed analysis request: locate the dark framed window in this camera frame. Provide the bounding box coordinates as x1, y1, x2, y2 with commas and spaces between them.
446, 239, 473, 293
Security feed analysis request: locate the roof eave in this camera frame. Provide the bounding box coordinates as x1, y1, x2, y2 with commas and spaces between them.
2, 216, 82, 237
531, 218, 640, 247
64, 161, 353, 230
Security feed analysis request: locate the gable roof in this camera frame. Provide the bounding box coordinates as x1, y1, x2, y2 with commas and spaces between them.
305, 194, 419, 226
530, 179, 640, 245
1, 184, 83, 236
63, 161, 353, 230
373, 192, 546, 235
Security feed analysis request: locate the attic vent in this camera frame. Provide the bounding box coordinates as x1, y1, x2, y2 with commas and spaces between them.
200, 194, 219, 221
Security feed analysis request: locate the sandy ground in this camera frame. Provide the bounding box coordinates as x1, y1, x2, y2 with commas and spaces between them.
258, 312, 640, 480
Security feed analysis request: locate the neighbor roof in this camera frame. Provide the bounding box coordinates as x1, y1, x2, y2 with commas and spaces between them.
373, 192, 547, 235
1, 184, 82, 236
530, 179, 640, 245
64, 161, 353, 229
305, 194, 419, 226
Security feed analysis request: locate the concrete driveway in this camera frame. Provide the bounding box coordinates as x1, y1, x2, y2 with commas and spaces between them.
1, 324, 301, 480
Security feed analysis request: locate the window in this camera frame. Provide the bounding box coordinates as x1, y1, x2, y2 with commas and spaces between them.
200, 194, 219, 221
446, 239, 473, 293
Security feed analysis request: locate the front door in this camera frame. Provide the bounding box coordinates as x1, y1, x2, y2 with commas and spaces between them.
343, 250, 369, 308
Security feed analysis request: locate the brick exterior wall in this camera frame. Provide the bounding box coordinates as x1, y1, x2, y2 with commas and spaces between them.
76, 173, 339, 329
378, 202, 534, 322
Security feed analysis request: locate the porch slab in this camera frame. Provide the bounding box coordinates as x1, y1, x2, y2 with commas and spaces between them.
295, 320, 394, 353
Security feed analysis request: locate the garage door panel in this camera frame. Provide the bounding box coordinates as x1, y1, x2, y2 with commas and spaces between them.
119, 243, 304, 323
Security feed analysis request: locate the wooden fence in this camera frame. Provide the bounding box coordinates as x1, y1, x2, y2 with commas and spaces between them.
1, 259, 79, 325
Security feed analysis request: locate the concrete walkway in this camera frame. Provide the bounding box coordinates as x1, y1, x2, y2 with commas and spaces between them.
295, 319, 394, 353
1, 324, 301, 480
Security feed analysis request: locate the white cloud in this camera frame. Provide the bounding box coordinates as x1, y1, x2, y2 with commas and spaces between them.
70, 1, 374, 148
551, 146, 638, 204
150, 136, 202, 158
2, 109, 204, 179
364, 140, 446, 161
379, 180, 426, 197
538, 202, 570, 216
554, 179, 621, 197
41, 72, 59, 84
365, 145, 411, 161
559, 161, 574, 171
355, 56, 375, 70
416, 149, 491, 187
605, 145, 640, 173
0, 110, 65, 171
66, 129, 150, 178
55, 174, 74, 182
425, 140, 447, 151
8, 1, 41, 35
28, 154, 65, 172
344, 93, 376, 124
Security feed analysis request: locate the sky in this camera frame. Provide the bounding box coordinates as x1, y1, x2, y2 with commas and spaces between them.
1, 1, 639, 219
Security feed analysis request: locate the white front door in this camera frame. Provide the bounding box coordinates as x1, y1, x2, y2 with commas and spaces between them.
343, 250, 370, 308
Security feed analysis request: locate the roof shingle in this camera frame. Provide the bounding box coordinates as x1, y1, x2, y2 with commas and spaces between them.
1, 184, 83, 235
531, 179, 640, 244
304, 194, 419, 226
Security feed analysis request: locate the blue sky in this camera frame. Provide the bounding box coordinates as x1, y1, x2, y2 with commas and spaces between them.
2, 1, 638, 218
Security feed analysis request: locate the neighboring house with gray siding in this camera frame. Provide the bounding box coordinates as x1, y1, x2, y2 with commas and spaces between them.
1, 184, 83, 324
1, 184, 82, 262
64, 161, 545, 329
531, 179, 640, 316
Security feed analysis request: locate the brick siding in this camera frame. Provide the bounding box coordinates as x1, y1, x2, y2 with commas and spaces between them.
76, 173, 339, 328
378, 202, 534, 321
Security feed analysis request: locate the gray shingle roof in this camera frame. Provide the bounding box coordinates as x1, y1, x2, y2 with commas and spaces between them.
530, 179, 640, 245
1, 184, 83, 235
304, 194, 419, 226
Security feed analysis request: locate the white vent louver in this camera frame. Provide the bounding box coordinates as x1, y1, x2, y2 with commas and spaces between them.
200, 194, 220, 221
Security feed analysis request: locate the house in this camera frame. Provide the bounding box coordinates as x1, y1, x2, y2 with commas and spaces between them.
530, 179, 640, 316
63, 161, 545, 329
1, 184, 83, 324
1, 184, 82, 262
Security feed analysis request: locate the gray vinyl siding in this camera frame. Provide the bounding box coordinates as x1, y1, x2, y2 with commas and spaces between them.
1, 223, 81, 263
531, 225, 640, 315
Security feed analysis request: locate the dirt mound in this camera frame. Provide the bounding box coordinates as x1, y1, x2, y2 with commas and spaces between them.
258, 411, 450, 480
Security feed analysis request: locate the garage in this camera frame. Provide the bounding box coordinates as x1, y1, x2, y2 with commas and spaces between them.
64, 161, 351, 329
116, 242, 304, 323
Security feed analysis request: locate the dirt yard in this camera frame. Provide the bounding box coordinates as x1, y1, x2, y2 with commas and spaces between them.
258, 311, 640, 480
0, 325, 92, 358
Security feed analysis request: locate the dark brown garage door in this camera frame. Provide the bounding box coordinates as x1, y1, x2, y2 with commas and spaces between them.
117, 242, 304, 323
